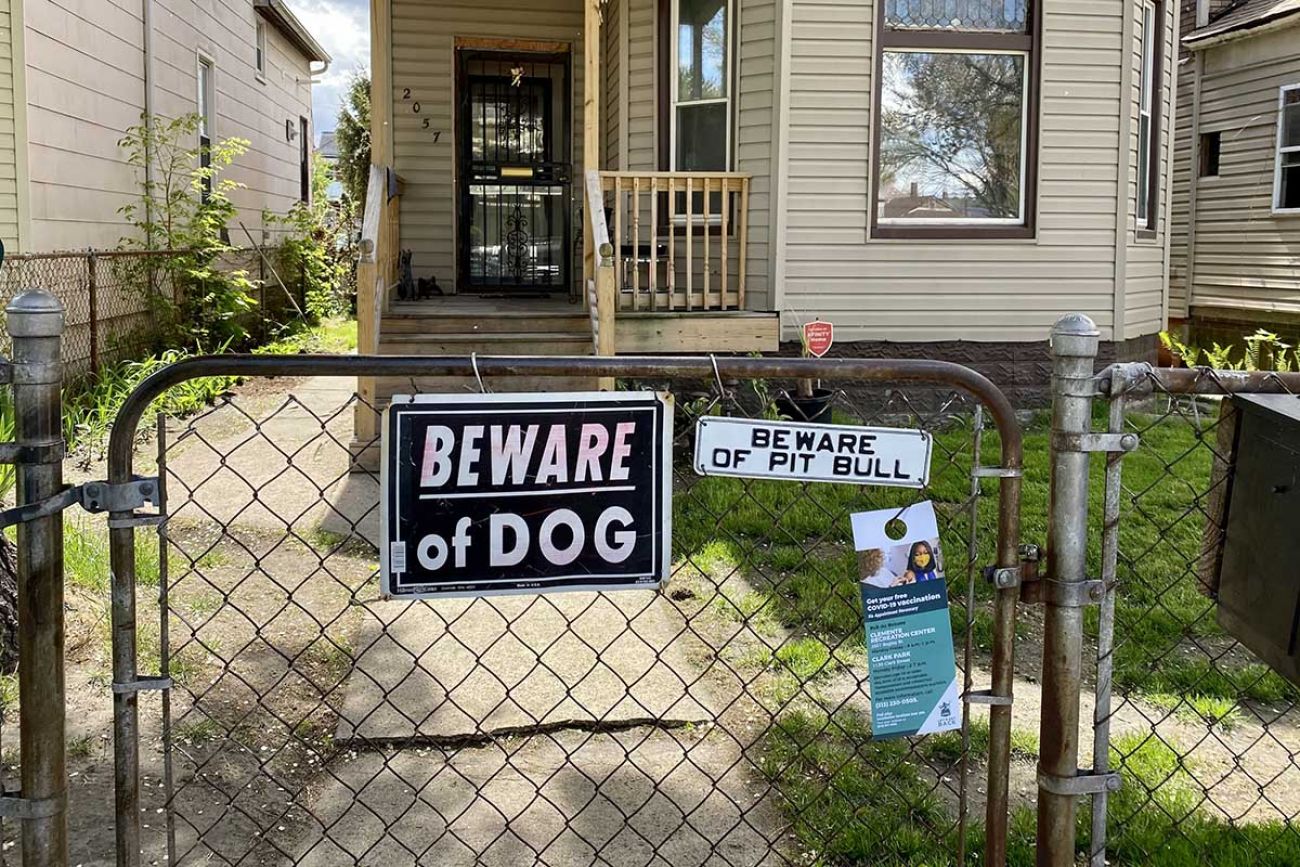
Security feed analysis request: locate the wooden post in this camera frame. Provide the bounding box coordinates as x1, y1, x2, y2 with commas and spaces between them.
583, 0, 601, 299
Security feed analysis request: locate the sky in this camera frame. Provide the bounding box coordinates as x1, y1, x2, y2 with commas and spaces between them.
285, 0, 371, 143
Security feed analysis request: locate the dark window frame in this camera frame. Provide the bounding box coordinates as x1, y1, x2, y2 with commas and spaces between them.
1199, 130, 1221, 178
1136, 0, 1164, 234
870, 3, 1043, 240
300, 116, 311, 204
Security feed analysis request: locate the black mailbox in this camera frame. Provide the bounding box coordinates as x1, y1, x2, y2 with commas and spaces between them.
1216, 394, 1300, 685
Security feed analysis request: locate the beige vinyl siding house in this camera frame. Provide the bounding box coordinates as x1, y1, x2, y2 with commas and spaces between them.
1170, 0, 1300, 340
5, 0, 327, 253
357, 0, 1176, 418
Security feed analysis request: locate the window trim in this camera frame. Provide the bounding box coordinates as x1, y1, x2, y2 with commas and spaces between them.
255, 20, 268, 79
869, 3, 1043, 240
197, 53, 216, 203
657, 0, 735, 173
1273, 82, 1300, 215
1136, 0, 1163, 233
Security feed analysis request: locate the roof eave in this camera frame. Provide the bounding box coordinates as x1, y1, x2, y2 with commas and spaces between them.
1184, 9, 1300, 50
254, 0, 331, 65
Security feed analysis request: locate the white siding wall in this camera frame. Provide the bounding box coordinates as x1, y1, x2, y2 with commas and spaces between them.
1183, 27, 1300, 315
1123, 0, 1175, 340
24, 0, 314, 252
777, 0, 1173, 343
389, 0, 586, 289
0, 0, 21, 251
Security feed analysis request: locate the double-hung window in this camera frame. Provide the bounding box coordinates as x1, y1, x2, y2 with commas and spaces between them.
670, 0, 732, 172
1136, 1, 1163, 231
198, 56, 216, 203
1276, 84, 1300, 213
874, 1, 1038, 238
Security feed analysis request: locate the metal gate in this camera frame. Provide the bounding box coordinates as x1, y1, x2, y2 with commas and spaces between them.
102, 355, 1025, 866
457, 50, 573, 295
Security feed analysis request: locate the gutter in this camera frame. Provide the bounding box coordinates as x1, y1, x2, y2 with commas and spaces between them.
254, 0, 332, 64
1184, 9, 1300, 50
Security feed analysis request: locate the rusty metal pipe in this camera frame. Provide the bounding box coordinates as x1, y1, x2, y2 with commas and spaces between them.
1037, 314, 1101, 866
8, 290, 69, 867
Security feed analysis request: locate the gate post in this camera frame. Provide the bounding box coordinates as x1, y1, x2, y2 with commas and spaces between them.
1036, 313, 1100, 865
7, 289, 68, 866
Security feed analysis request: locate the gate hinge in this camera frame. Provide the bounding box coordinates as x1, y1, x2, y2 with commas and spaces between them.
1038, 769, 1122, 797
79, 478, 160, 514
0, 790, 66, 821
1021, 578, 1108, 608
1052, 432, 1140, 454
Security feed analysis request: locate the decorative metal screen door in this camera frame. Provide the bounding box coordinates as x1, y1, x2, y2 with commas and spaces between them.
457, 50, 572, 294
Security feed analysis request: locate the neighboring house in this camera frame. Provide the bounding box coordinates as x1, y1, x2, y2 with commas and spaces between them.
1170, 0, 1300, 343
318, 129, 345, 201
351, 0, 1178, 458
0, 0, 329, 254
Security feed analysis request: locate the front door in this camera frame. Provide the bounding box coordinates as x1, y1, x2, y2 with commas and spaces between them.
457, 49, 572, 295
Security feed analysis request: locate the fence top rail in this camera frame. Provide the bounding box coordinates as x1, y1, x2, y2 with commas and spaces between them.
106, 353, 1024, 484
1103, 362, 1300, 397
3, 248, 255, 263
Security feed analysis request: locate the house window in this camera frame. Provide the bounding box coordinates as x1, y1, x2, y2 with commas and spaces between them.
198, 56, 215, 203
300, 117, 311, 203
670, 0, 732, 172
1276, 84, 1300, 212
255, 20, 267, 76
1199, 131, 1221, 178
1136, 1, 1163, 231
874, 1, 1039, 237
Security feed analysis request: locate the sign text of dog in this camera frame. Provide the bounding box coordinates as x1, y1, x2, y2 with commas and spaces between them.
382, 393, 673, 598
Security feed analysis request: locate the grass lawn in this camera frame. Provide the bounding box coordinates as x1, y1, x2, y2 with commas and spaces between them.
670, 392, 1299, 864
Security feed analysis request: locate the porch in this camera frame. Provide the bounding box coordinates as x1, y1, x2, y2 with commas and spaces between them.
355, 0, 778, 357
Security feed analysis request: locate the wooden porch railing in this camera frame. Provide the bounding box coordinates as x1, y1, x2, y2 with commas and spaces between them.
357, 165, 402, 355
599, 171, 750, 312
585, 170, 616, 364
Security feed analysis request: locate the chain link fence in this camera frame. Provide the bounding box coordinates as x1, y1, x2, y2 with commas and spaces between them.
0, 249, 310, 380
95, 357, 1026, 866
1082, 365, 1300, 866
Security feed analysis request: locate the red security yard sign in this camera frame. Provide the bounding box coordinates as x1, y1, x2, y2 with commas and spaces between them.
803, 320, 834, 358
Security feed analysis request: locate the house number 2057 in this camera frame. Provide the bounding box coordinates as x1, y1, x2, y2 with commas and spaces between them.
403, 88, 443, 142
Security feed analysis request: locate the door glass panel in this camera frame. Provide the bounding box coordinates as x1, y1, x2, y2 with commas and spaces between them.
460, 54, 571, 293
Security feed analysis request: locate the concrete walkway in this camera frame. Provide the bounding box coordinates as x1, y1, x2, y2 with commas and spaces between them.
156, 374, 785, 866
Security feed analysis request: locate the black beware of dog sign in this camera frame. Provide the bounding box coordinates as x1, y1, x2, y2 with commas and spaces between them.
380, 392, 674, 599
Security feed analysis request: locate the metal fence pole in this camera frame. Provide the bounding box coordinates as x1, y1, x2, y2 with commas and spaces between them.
1036, 313, 1100, 866
7, 289, 68, 867
87, 251, 99, 375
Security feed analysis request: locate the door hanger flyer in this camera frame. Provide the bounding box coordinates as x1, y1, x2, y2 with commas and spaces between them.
853, 501, 962, 739
380, 391, 674, 599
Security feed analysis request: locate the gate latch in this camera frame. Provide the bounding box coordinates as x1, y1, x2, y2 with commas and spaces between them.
1038, 769, 1122, 797
79, 478, 160, 514
0, 477, 160, 530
